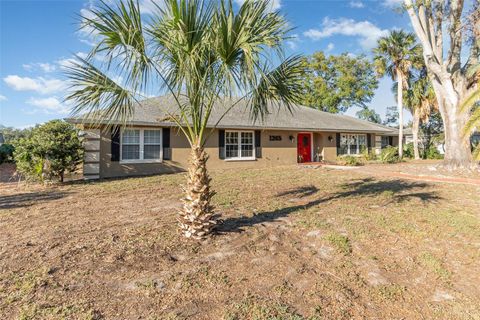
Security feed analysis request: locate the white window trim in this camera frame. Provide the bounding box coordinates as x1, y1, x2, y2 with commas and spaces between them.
120, 128, 163, 163
224, 130, 256, 161
339, 133, 367, 156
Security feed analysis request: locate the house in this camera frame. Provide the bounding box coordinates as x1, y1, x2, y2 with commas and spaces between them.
67, 96, 398, 179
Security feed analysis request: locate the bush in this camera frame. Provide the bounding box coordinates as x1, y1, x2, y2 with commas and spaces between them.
361, 147, 377, 161
0, 143, 15, 163
379, 146, 400, 164
424, 145, 443, 159
13, 120, 83, 182
403, 142, 414, 159
336, 155, 364, 166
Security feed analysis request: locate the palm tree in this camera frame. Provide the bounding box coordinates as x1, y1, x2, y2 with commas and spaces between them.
373, 30, 422, 158
65, 0, 304, 239
404, 68, 438, 159
393, 68, 438, 160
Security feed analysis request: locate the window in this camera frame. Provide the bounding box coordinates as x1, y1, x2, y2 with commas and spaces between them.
381, 136, 390, 148
121, 128, 162, 162
121, 129, 140, 160
225, 131, 255, 160
339, 133, 367, 155
144, 130, 161, 159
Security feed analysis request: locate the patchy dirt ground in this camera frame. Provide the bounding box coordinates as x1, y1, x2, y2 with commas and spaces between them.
364, 160, 480, 183
1, 164, 479, 319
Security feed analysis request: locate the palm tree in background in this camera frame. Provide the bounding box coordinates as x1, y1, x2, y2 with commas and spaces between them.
373, 30, 422, 158
65, 0, 304, 239
405, 68, 438, 159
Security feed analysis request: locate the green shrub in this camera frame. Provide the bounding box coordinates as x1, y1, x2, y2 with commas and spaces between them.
0, 143, 15, 163
361, 147, 377, 161
336, 155, 364, 166
13, 120, 83, 182
403, 142, 414, 159
379, 146, 400, 163
424, 145, 443, 159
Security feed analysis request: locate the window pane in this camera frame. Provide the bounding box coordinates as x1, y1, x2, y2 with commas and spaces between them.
225, 132, 239, 159
226, 144, 238, 158
122, 129, 140, 144
339, 134, 348, 155
358, 135, 366, 153
350, 135, 358, 154
241, 144, 253, 157
144, 145, 161, 159
226, 132, 238, 144
381, 136, 389, 148
241, 132, 253, 144
240, 132, 253, 158
144, 130, 161, 144
122, 145, 140, 160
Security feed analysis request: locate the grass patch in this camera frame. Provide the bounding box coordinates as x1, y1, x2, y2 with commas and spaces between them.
374, 284, 407, 301
418, 252, 451, 281
18, 304, 100, 320
326, 233, 352, 255
224, 295, 305, 320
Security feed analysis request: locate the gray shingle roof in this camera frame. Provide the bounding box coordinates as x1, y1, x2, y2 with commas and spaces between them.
68, 95, 394, 133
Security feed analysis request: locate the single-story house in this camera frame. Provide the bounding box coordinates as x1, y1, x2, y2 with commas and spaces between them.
67, 96, 399, 179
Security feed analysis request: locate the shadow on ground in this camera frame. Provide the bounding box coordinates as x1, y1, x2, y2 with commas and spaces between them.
0, 191, 69, 209
219, 178, 441, 233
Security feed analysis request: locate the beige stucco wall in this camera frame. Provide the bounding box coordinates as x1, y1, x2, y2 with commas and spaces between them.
89, 126, 382, 178
98, 127, 303, 178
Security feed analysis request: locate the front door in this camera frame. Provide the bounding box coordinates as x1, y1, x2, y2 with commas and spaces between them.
297, 133, 311, 163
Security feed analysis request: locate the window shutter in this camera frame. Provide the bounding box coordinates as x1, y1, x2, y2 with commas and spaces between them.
255, 130, 262, 158
389, 136, 393, 146
111, 127, 120, 162
218, 129, 225, 159
163, 127, 171, 160
336, 133, 341, 156
367, 133, 372, 152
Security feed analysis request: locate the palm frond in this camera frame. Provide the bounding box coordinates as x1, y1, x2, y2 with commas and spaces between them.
64, 56, 137, 128
463, 99, 480, 134
248, 55, 305, 121
81, 0, 151, 93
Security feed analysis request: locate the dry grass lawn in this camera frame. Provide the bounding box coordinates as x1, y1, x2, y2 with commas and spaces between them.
1, 165, 479, 319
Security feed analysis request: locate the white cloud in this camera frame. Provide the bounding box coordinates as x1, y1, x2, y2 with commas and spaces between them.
286, 33, 300, 50
139, 0, 161, 15
26, 97, 70, 115
349, 1, 365, 8
3, 75, 66, 94
234, 0, 281, 11
57, 52, 89, 69
23, 62, 56, 73
326, 42, 335, 52
383, 0, 404, 8
79, 8, 99, 38
38, 63, 56, 73
0, 95, 6, 102
304, 17, 389, 50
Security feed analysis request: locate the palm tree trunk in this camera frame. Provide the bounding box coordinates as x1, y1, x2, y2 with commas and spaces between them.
397, 69, 404, 159
412, 108, 421, 160
178, 143, 217, 239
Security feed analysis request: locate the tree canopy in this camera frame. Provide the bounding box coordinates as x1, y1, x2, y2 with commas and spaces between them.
356, 107, 382, 124
13, 120, 83, 182
300, 52, 378, 113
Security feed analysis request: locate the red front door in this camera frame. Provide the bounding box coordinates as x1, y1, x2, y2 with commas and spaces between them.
297, 133, 311, 163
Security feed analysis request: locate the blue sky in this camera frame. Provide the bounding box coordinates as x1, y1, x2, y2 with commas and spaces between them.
0, 0, 410, 129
